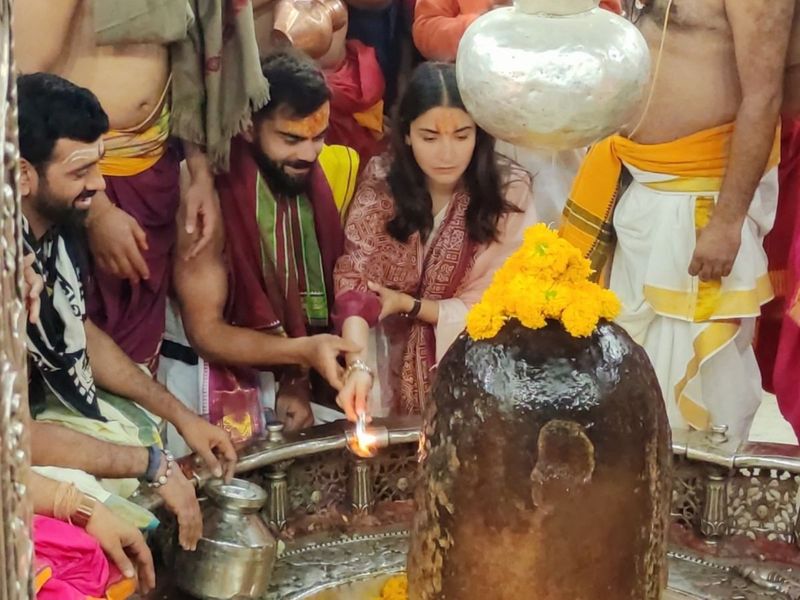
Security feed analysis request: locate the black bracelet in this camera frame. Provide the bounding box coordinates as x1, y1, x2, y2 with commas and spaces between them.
405, 298, 422, 319
144, 444, 162, 483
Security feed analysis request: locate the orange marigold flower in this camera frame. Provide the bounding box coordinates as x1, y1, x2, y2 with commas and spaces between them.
465, 225, 621, 341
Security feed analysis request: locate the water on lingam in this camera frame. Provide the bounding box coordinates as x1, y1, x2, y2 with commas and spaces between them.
321, 226, 672, 600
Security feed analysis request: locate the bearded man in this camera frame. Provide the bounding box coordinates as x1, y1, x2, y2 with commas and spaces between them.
161, 50, 360, 446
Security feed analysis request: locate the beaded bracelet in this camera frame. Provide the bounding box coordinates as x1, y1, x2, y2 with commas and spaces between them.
148, 449, 177, 489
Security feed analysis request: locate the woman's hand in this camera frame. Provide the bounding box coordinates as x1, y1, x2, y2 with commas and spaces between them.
367, 281, 414, 320
336, 370, 373, 422
85, 501, 156, 593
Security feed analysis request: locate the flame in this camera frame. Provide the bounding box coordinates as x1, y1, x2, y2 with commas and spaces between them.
349, 425, 379, 458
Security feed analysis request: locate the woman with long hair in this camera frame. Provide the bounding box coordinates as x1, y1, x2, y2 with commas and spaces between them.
333, 61, 537, 419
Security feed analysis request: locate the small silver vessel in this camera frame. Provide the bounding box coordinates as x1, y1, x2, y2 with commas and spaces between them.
175, 478, 277, 600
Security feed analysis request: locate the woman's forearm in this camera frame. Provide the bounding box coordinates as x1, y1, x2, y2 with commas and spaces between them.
416, 298, 440, 325
342, 316, 370, 365
30, 471, 92, 518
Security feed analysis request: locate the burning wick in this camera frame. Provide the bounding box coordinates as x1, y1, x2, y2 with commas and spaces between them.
349, 412, 379, 458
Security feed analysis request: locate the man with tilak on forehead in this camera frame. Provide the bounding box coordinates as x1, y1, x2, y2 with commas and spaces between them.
162, 49, 361, 445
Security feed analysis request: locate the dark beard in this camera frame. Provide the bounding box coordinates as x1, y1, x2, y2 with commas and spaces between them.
250, 145, 313, 197
34, 182, 93, 229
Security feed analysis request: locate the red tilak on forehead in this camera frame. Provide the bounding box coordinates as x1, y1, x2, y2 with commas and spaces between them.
418, 108, 471, 134
277, 103, 331, 138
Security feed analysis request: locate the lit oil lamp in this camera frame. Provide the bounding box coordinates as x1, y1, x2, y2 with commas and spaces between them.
346, 413, 388, 458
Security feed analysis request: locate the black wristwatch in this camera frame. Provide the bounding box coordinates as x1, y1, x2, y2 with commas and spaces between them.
404, 297, 422, 319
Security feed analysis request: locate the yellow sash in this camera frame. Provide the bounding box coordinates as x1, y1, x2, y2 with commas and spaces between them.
318, 144, 361, 219
100, 82, 171, 178
560, 122, 781, 276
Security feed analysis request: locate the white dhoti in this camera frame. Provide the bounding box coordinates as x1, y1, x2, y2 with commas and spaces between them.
610, 164, 778, 441
158, 303, 345, 456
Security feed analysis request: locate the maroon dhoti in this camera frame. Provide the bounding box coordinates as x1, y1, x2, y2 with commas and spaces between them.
769, 119, 800, 435
87, 147, 181, 364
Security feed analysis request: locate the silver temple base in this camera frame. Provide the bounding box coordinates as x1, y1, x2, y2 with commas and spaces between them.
265, 531, 800, 600
141, 420, 800, 600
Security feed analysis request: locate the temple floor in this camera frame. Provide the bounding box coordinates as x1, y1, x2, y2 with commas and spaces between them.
751, 392, 796, 444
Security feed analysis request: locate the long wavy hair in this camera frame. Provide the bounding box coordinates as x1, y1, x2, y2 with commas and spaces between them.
386, 62, 518, 245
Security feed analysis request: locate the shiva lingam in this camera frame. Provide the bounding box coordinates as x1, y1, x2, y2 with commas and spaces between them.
407, 226, 671, 599
140, 416, 800, 600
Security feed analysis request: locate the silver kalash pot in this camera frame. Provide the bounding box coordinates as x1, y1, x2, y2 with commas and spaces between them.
456, 0, 651, 150
175, 478, 277, 599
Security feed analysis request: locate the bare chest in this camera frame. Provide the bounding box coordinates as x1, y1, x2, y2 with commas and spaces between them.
646, 0, 729, 34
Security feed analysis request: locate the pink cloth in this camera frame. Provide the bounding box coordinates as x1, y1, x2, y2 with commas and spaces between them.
34, 515, 125, 600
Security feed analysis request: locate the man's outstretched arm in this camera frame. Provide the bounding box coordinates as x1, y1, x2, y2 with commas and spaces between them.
30, 421, 148, 477
84, 318, 237, 480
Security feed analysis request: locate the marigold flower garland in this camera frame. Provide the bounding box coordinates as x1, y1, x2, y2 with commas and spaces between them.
374, 574, 408, 600
375, 229, 619, 600
466, 224, 620, 339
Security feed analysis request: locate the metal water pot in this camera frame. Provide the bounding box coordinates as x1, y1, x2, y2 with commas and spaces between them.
456, 0, 651, 150
175, 479, 277, 599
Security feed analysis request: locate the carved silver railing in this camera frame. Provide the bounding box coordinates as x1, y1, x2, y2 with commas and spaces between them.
136, 418, 800, 599
672, 427, 800, 546
137, 417, 800, 551
0, 0, 34, 597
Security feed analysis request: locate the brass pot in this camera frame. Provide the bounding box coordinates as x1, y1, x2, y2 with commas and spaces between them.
320, 0, 349, 31
273, 0, 334, 59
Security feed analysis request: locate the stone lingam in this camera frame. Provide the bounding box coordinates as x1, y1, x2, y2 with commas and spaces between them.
405, 225, 672, 600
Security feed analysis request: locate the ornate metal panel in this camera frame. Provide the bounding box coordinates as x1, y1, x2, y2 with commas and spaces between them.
729, 468, 800, 544
0, 0, 34, 596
